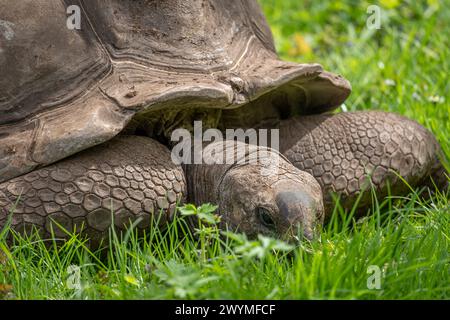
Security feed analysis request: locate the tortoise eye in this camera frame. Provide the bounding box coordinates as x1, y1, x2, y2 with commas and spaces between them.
256, 207, 275, 228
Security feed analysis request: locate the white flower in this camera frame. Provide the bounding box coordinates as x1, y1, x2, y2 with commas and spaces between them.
412, 92, 421, 100
428, 95, 444, 104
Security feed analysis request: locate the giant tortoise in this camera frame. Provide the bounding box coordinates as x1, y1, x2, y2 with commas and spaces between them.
0, 0, 446, 245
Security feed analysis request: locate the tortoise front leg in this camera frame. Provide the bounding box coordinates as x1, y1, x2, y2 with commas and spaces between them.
279, 111, 448, 218
0, 136, 186, 247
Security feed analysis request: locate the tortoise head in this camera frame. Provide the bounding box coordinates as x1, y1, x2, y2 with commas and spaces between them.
217, 164, 323, 242
209, 143, 324, 242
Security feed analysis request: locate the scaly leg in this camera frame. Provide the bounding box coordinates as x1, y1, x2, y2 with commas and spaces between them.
0, 136, 186, 247
279, 111, 448, 218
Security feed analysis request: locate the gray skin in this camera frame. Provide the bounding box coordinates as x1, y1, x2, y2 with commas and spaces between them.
0, 1, 447, 245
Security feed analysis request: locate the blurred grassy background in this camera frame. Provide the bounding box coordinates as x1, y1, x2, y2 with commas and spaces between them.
260, 0, 449, 159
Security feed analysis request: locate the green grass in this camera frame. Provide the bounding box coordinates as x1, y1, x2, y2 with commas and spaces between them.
1, 193, 449, 299
0, 1, 449, 299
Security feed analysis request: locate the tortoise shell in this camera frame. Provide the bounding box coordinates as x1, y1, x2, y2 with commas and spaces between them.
0, 0, 350, 184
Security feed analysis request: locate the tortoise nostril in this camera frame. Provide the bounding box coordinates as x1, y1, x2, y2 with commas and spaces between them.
275, 191, 315, 220
274, 189, 321, 241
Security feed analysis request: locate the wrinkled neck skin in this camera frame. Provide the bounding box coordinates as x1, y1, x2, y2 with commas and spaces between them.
182, 141, 274, 233
184, 157, 226, 208
182, 141, 271, 207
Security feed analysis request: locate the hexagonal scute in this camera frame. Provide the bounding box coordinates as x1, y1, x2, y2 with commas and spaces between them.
75, 177, 94, 193
87, 208, 112, 232
63, 183, 78, 195
25, 197, 42, 208
130, 181, 140, 190
93, 183, 111, 198
132, 172, 144, 182
38, 170, 50, 178
70, 191, 84, 205
334, 176, 347, 191
83, 194, 102, 211
113, 167, 125, 177
124, 198, 142, 214
157, 197, 170, 210
62, 204, 86, 218
322, 172, 334, 185
143, 199, 155, 214
45, 212, 73, 238
23, 172, 40, 183
105, 175, 119, 187
102, 197, 123, 212
55, 193, 70, 206
99, 163, 112, 174
347, 179, 359, 194
112, 188, 128, 200
129, 189, 145, 201
88, 170, 105, 182
312, 166, 325, 177
50, 168, 73, 182
118, 178, 130, 188
38, 188, 55, 202
44, 202, 61, 214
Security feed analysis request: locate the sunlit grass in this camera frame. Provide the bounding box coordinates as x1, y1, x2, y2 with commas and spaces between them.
1, 185, 449, 299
